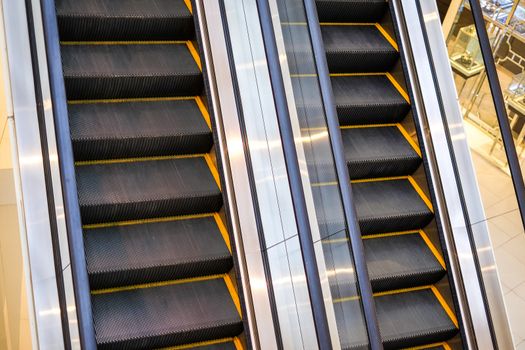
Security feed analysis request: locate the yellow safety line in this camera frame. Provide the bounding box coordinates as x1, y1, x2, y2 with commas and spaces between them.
68, 96, 196, 105
195, 96, 212, 129
405, 342, 450, 350
75, 153, 206, 166
407, 176, 434, 212
419, 230, 446, 269
183, 0, 193, 14
186, 41, 202, 71
330, 72, 385, 77
340, 123, 396, 129
362, 230, 418, 240
375, 23, 399, 52
373, 285, 430, 297
204, 153, 222, 190
91, 274, 222, 295
351, 175, 407, 183
233, 337, 244, 350
431, 286, 459, 328
320, 22, 376, 26
386, 72, 410, 103
161, 338, 233, 349
83, 213, 214, 230
224, 274, 242, 317
214, 213, 232, 253
396, 124, 422, 157
60, 40, 187, 45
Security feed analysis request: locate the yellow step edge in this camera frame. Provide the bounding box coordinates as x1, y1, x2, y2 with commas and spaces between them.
204, 153, 222, 190
195, 96, 212, 130
386, 72, 411, 104
60, 41, 187, 45
91, 274, 222, 295
350, 175, 408, 184
233, 337, 244, 350
83, 212, 215, 230
375, 23, 399, 52
373, 285, 430, 297
418, 230, 446, 270
340, 123, 397, 129
362, 230, 418, 240
186, 41, 202, 72
330, 72, 386, 77
224, 274, 242, 318
396, 123, 422, 158
404, 342, 451, 350
183, 0, 192, 14
68, 96, 196, 105
320, 22, 376, 26
431, 286, 459, 328
407, 176, 434, 213
75, 153, 206, 166
214, 213, 232, 254
160, 337, 233, 350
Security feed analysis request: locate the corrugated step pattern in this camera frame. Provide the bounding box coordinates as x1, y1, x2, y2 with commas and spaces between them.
55, 0, 243, 348
315, 0, 460, 348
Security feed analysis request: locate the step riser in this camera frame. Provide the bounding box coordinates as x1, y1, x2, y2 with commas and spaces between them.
327, 52, 398, 73
337, 104, 410, 126
73, 134, 213, 161
316, 2, 387, 23
359, 213, 434, 235
58, 17, 195, 41
65, 75, 203, 100
88, 257, 233, 290
382, 329, 458, 350
348, 158, 421, 179
370, 270, 446, 293
80, 194, 223, 225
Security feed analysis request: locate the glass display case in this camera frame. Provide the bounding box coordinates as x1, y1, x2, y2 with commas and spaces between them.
509, 0, 525, 37
480, 0, 515, 24
450, 25, 486, 77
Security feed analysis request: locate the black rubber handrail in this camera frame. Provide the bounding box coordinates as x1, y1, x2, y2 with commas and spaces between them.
469, 0, 525, 228
254, 0, 333, 348
39, 0, 97, 348
301, 0, 383, 349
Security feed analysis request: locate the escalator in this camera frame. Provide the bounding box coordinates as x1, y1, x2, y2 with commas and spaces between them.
55, 0, 244, 348
312, 0, 462, 348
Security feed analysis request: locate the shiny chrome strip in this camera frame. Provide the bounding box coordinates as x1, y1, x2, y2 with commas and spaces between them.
2, 0, 66, 348
197, 0, 278, 348
393, 0, 512, 348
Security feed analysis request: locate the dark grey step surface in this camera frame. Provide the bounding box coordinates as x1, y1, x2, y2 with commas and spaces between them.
353, 179, 433, 234
335, 289, 458, 349
85, 216, 232, 289
341, 126, 421, 179
56, 0, 194, 41
92, 278, 243, 349
364, 233, 445, 292
69, 99, 212, 160
316, 0, 388, 23
76, 157, 222, 224
331, 75, 410, 125
322, 25, 398, 73
61, 43, 202, 99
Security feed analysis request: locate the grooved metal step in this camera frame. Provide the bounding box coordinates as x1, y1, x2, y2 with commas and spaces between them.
322, 25, 398, 73
56, 0, 194, 41
92, 278, 243, 349
85, 216, 232, 289
76, 157, 222, 224
316, 0, 388, 23
61, 43, 202, 99
69, 99, 212, 160
331, 75, 410, 125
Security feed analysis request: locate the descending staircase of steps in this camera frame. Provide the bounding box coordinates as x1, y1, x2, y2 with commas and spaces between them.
55, 0, 244, 348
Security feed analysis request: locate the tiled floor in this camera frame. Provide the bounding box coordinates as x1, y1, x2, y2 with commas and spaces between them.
467, 126, 525, 348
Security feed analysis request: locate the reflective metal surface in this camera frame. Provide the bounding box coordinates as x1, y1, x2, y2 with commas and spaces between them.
196, 0, 278, 347
1, 0, 66, 348
394, 0, 512, 347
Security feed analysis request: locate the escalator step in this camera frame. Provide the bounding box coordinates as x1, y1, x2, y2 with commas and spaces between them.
56, 0, 194, 41
341, 126, 421, 179
70, 99, 212, 161
322, 25, 398, 73
61, 43, 202, 100
332, 75, 410, 126
76, 157, 222, 224
92, 278, 243, 349
191, 342, 238, 350
85, 216, 232, 289
364, 233, 445, 292
334, 289, 458, 349
316, 0, 387, 23
376, 289, 459, 349
353, 179, 433, 234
